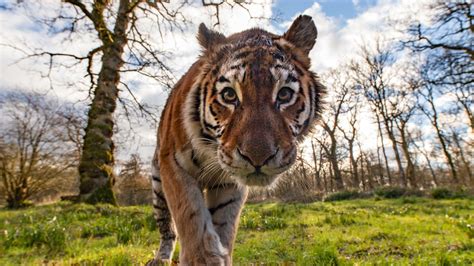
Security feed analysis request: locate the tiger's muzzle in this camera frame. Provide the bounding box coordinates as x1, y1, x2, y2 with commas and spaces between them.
218, 144, 297, 186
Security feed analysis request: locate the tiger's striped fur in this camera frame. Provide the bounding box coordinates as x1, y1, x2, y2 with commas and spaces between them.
149, 15, 324, 265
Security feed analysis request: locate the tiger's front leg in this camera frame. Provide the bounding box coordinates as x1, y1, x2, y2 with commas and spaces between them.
160, 155, 228, 265
206, 184, 248, 265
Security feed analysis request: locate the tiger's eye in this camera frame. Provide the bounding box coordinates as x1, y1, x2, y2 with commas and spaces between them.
277, 87, 294, 104
221, 87, 238, 104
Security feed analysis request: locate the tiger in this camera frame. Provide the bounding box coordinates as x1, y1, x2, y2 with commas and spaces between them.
148, 15, 324, 265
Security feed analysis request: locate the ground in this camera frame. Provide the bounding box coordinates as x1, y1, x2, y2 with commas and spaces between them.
1, 198, 473, 265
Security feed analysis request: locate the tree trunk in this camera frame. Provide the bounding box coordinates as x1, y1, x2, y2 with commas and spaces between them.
321, 122, 344, 191
322, 169, 328, 194
78, 0, 131, 204
456, 94, 474, 132
7, 186, 28, 208
427, 99, 459, 184
329, 135, 344, 190
435, 126, 458, 183
398, 122, 416, 188
375, 112, 392, 185
413, 138, 439, 188
320, 148, 327, 193
358, 154, 366, 190
328, 163, 334, 192
425, 156, 438, 188
311, 141, 323, 191
385, 120, 407, 187
348, 140, 359, 189
452, 133, 472, 183
364, 155, 374, 190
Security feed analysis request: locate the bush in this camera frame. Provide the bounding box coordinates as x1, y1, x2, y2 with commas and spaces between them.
431, 188, 467, 199
324, 190, 363, 202
374, 186, 407, 199
400, 196, 423, 204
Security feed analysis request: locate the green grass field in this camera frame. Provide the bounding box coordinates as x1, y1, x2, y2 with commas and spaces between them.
1, 197, 473, 265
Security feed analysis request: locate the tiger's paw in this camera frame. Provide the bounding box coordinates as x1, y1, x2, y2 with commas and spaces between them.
202, 228, 228, 265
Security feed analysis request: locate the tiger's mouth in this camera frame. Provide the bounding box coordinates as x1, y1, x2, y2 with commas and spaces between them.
241, 172, 276, 186
217, 146, 296, 186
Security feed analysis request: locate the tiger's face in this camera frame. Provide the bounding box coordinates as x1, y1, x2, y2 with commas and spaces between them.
186, 16, 324, 186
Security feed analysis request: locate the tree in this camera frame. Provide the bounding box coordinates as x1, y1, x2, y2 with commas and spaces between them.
449, 126, 472, 184
315, 69, 352, 190
403, 1, 473, 130
337, 81, 361, 189
0, 92, 82, 208
390, 69, 420, 188
62, 0, 180, 204
351, 42, 407, 187
400, 0, 473, 186
411, 128, 439, 187
115, 153, 152, 205
310, 140, 324, 192
416, 72, 459, 184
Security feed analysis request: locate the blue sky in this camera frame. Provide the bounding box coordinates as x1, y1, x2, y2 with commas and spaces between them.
273, 0, 377, 24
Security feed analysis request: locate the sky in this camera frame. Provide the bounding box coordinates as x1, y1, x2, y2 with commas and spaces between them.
0, 0, 435, 166
274, 0, 377, 23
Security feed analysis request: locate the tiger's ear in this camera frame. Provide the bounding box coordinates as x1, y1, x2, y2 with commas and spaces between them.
283, 15, 318, 55
197, 23, 226, 50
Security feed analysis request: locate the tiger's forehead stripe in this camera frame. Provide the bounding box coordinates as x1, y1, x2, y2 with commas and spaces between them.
229, 44, 288, 63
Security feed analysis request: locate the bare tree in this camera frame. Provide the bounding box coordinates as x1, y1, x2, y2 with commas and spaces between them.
310, 140, 323, 192
449, 126, 472, 184
0, 92, 82, 208
411, 128, 438, 187
115, 153, 152, 205
403, 0, 473, 130
316, 69, 352, 190
394, 110, 417, 187
351, 42, 407, 187
416, 78, 459, 184
358, 148, 376, 190
390, 71, 421, 188
337, 84, 361, 189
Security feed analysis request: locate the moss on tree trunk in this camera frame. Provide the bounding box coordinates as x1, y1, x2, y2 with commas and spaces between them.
77, 0, 132, 205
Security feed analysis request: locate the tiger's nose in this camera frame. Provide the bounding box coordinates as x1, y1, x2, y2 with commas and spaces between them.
237, 146, 279, 170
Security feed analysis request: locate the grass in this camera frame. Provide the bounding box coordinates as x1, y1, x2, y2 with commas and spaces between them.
1, 198, 473, 265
